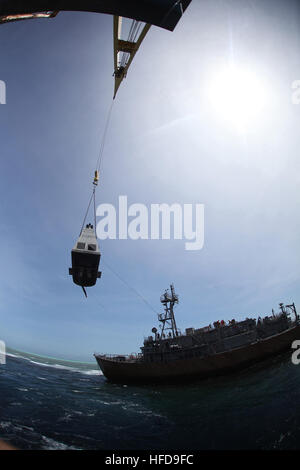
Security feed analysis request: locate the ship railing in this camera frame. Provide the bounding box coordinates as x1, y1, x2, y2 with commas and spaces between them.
143, 330, 183, 342
95, 353, 143, 362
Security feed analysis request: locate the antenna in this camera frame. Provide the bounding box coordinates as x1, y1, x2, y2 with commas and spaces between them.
286, 303, 298, 322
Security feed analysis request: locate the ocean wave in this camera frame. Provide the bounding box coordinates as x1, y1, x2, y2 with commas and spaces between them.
41, 435, 80, 450
9, 353, 102, 376
50, 363, 101, 376
6, 352, 22, 359
30, 361, 103, 376
29, 361, 78, 371
0, 421, 34, 433
80, 369, 102, 376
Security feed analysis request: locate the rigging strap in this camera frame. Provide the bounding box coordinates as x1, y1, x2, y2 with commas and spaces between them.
79, 187, 96, 235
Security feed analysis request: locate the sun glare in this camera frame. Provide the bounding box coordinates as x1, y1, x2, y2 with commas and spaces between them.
207, 65, 268, 132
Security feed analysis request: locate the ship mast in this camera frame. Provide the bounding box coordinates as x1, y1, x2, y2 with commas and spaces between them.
158, 284, 179, 338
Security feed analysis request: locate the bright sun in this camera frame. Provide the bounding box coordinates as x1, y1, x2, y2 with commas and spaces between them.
207, 65, 267, 132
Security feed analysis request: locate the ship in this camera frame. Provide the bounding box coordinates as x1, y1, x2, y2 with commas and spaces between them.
94, 284, 300, 383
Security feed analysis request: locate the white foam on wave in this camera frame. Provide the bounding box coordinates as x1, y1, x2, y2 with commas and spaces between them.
0, 421, 35, 433
29, 361, 77, 371
80, 369, 102, 376
41, 435, 80, 450
9, 353, 103, 376
6, 352, 22, 359
0, 421, 12, 429
32, 361, 103, 376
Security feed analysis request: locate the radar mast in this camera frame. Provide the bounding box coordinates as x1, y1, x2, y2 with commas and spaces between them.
158, 284, 179, 338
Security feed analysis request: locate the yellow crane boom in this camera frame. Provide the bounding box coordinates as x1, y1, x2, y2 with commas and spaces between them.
113, 16, 151, 99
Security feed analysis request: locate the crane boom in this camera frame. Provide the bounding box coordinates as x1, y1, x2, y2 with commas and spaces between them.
113, 16, 151, 99
0, 1, 192, 31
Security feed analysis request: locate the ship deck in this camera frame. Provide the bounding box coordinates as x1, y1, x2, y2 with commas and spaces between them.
94, 322, 300, 383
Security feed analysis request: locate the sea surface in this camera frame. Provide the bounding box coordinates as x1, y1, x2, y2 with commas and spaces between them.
1, 348, 300, 450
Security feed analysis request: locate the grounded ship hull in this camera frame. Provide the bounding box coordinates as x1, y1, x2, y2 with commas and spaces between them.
95, 324, 300, 383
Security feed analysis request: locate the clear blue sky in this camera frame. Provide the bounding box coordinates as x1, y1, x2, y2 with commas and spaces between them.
0, 0, 300, 361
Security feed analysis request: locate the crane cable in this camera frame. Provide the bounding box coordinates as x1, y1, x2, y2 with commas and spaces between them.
80, 17, 146, 234
79, 187, 96, 235
103, 259, 158, 315
119, 20, 143, 68
80, 99, 114, 234
95, 99, 114, 175
79, 19, 151, 302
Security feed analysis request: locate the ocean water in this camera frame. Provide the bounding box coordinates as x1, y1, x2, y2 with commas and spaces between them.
1, 348, 300, 450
